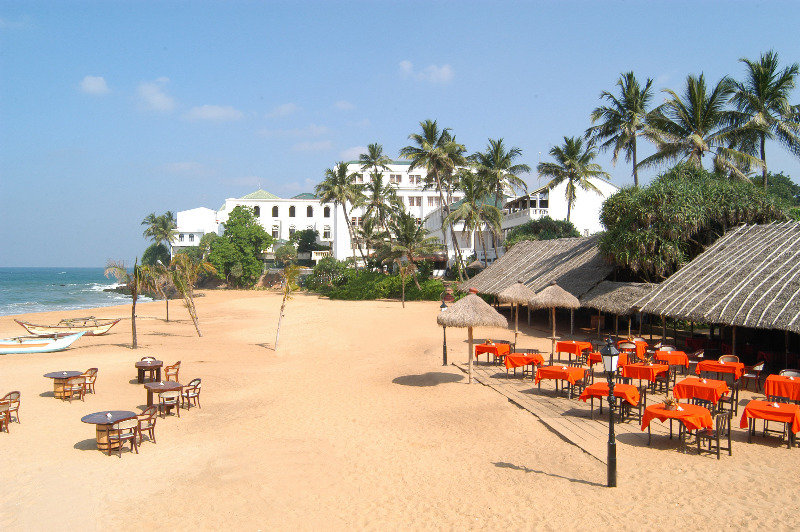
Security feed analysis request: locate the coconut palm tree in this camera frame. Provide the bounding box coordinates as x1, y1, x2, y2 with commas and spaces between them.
141, 211, 178, 248
400, 120, 468, 280
537, 136, 609, 223
730, 51, 800, 189
167, 253, 216, 337
386, 211, 441, 305
359, 142, 392, 180
471, 138, 530, 207
586, 71, 655, 187
315, 162, 368, 266
640, 74, 762, 179
104, 259, 160, 349
360, 171, 402, 240
356, 216, 390, 268
274, 263, 300, 350
444, 170, 502, 267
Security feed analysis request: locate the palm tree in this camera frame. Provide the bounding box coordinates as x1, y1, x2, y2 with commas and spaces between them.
537, 136, 609, 222
359, 142, 392, 178
167, 253, 216, 337
386, 211, 441, 305
730, 51, 800, 189
104, 259, 160, 349
640, 74, 762, 179
356, 216, 390, 267
400, 120, 468, 280
315, 162, 368, 266
360, 171, 402, 239
586, 71, 655, 187
274, 263, 300, 350
142, 211, 178, 247
444, 170, 502, 267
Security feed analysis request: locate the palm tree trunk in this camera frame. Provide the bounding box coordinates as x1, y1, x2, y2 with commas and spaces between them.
165, 297, 169, 322
401, 273, 406, 308
131, 294, 138, 349
566, 199, 572, 223
184, 294, 202, 337
432, 170, 466, 281
275, 297, 286, 350
478, 225, 489, 268
632, 136, 639, 187
342, 203, 367, 268
761, 133, 768, 190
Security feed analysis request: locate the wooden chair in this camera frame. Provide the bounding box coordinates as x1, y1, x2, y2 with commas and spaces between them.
618, 342, 639, 361
0, 402, 9, 433
741, 361, 765, 392
716, 373, 740, 415
1, 391, 20, 424
718, 354, 739, 363
779, 369, 800, 377
81, 368, 98, 394
691, 397, 717, 415
63, 376, 86, 402
181, 378, 202, 410
618, 385, 647, 424
158, 390, 181, 418
164, 361, 181, 382
136, 406, 158, 444
571, 367, 594, 398
696, 411, 733, 459
108, 418, 139, 457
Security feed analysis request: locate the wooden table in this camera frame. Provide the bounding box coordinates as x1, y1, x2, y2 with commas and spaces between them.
641, 403, 712, 445
43, 371, 82, 399
586, 351, 629, 367
622, 363, 669, 383
81, 410, 137, 451
655, 350, 689, 368
556, 341, 593, 363
696, 360, 745, 379
535, 365, 587, 398
144, 381, 183, 407
504, 352, 544, 378
673, 377, 729, 404
474, 343, 511, 364
740, 400, 800, 449
135, 360, 163, 383
764, 375, 800, 402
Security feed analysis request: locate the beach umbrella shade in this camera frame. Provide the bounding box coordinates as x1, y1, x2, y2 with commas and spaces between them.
498, 280, 537, 349
466, 260, 485, 270
437, 288, 508, 383
528, 281, 581, 364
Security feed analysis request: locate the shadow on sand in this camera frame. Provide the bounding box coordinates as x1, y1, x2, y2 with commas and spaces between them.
493, 461, 604, 487
73, 438, 98, 451
392, 372, 464, 387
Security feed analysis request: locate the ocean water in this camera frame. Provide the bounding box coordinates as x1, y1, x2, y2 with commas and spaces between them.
0, 267, 149, 317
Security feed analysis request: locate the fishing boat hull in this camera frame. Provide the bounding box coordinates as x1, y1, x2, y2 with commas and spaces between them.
0, 332, 86, 355
14, 318, 121, 336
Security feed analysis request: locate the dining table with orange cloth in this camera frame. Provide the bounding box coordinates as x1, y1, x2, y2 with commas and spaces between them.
655, 350, 689, 368
586, 351, 629, 367
579, 382, 639, 406
740, 400, 800, 435
695, 359, 745, 379
764, 375, 800, 402
622, 362, 669, 382
618, 339, 648, 360
555, 341, 593, 361
474, 342, 511, 362
504, 352, 545, 370
536, 365, 587, 385
673, 377, 729, 403
641, 402, 713, 432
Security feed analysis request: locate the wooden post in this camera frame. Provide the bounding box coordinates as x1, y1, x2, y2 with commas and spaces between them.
514, 303, 519, 349
597, 310, 601, 338
614, 315, 619, 338
649, 314, 653, 342
662, 316, 666, 345
638, 312, 642, 336
468, 326, 474, 384
551, 307, 557, 364
570, 309, 574, 336
786, 330, 790, 369
731, 326, 737, 357
527, 304, 531, 326
628, 316, 632, 338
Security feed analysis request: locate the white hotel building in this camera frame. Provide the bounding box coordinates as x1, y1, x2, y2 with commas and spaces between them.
173, 161, 618, 266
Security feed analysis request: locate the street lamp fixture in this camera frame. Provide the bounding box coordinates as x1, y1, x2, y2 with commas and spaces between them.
440, 300, 448, 366
599, 337, 619, 487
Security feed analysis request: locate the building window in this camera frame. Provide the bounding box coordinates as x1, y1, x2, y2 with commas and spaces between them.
397, 196, 405, 205
272, 206, 278, 217
390, 174, 401, 184
408, 196, 422, 207
324, 206, 331, 218
253, 206, 260, 217
189, 234, 195, 242
410, 174, 422, 185
353, 173, 364, 184
289, 206, 296, 217
307, 205, 313, 217
323, 225, 331, 239
179, 234, 184, 242
289, 225, 296, 237
272, 225, 279, 238
351, 217, 363, 228
428, 196, 440, 207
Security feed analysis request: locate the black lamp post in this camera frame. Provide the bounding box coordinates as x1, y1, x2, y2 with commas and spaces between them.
600, 337, 620, 487
440, 301, 448, 366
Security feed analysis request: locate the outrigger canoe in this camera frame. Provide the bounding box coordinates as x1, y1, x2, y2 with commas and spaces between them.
15, 316, 121, 336
0, 331, 86, 355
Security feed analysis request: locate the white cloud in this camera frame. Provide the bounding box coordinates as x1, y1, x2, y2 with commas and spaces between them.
340, 146, 368, 160
185, 105, 243, 121
79, 75, 109, 95
161, 161, 214, 178
334, 100, 355, 111
257, 123, 329, 138
399, 60, 454, 84
267, 102, 300, 118
292, 140, 333, 152
138, 77, 175, 112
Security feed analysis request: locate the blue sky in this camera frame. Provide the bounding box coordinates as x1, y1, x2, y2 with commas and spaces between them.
2, 1, 799, 266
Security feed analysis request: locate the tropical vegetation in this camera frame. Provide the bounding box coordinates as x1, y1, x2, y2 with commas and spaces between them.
207, 206, 273, 287
504, 217, 580, 249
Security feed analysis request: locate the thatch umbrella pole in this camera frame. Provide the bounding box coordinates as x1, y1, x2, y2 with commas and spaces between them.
498, 280, 536, 352
628, 316, 632, 337
514, 303, 519, 348
528, 282, 579, 366
614, 314, 619, 338
527, 304, 531, 326
661, 316, 666, 345
597, 310, 601, 338
570, 309, 574, 336
638, 312, 642, 336
731, 326, 736, 357
648, 314, 653, 342
550, 306, 557, 364
468, 326, 474, 383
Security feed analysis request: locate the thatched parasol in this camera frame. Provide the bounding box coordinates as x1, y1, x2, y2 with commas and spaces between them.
438, 288, 508, 383
466, 260, 485, 270
529, 281, 581, 364
498, 280, 537, 348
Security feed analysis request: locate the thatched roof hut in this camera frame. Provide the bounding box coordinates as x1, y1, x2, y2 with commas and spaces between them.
635, 222, 800, 333
498, 280, 538, 346
580, 281, 657, 315
528, 282, 581, 310
460, 236, 613, 298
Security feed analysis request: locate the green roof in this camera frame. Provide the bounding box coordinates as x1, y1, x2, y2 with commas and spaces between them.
240, 189, 280, 200
346, 160, 412, 166
291, 192, 317, 199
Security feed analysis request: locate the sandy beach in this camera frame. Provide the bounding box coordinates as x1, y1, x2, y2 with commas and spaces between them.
1, 289, 799, 530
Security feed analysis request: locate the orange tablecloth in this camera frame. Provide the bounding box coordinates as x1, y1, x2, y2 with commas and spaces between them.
740, 400, 800, 434
586, 351, 629, 367
673, 377, 729, 403
475, 343, 511, 359
695, 360, 744, 379
536, 365, 587, 385
622, 363, 669, 382
655, 350, 689, 368
556, 341, 593, 358
618, 339, 648, 360
641, 403, 713, 432
764, 375, 800, 402
504, 353, 544, 370
579, 382, 639, 406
